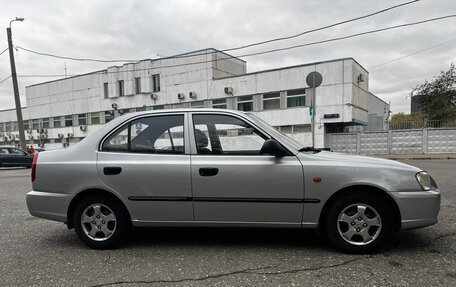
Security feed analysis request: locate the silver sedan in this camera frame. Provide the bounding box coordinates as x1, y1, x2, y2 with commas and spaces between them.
26, 109, 440, 253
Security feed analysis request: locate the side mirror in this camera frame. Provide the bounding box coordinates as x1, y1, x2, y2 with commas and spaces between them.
260, 139, 289, 157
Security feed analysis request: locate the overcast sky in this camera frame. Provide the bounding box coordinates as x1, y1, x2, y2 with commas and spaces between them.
1, 0, 455, 114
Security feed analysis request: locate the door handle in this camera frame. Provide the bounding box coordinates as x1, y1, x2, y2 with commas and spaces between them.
199, 167, 219, 177
103, 166, 122, 175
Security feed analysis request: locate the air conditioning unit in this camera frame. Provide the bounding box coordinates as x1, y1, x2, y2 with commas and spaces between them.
28, 135, 34, 140
224, 86, 233, 95
39, 134, 46, 139
80, 125, 87, 132
67, 133, 74, 138
14, 134, 19, 139
189, 91, 197, 99
26, 129, 32, 134
150, 93, 158, 100
58, 133, 64, 139
177, 93, 185, 100
35, 129, 40, 133
43, 129, 48, 134
357, 74, 365, 83
111, 103, 118, 110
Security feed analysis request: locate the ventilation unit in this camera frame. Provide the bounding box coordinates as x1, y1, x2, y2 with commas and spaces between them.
177, 93, 185, 100
224, 87, 233, 95
80, 125, 87, 131
189, 91, 197, 99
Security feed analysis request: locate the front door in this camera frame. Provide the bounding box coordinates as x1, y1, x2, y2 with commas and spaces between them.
97, 113, 193, 222
190, 113, 304, 224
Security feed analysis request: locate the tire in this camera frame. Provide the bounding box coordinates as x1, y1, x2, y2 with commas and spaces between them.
324, 192, 393, 254
73, 195, 131, 249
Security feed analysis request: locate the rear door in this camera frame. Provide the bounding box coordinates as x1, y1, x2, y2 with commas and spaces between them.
190, 113, 304, 224
97, 112, 193, 222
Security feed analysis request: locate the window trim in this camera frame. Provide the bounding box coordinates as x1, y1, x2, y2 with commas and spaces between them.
98, 112, 189, 155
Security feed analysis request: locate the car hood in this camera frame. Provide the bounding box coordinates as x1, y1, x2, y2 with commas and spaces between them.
299, 151, 421, 172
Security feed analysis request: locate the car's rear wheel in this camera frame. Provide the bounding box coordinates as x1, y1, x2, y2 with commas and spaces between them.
324, 193, 393, 254
73, 195, 130, 249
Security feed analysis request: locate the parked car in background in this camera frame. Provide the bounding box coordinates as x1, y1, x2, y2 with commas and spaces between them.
34, 147, 46, 153
0, 147, 34, 168
26, 109, 441, 253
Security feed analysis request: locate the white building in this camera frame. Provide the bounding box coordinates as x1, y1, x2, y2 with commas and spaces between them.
0, 48, 388, 150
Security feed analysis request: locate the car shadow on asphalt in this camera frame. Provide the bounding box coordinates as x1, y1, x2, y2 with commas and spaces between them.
125, 227, 324, 250
45, 225, 443, 254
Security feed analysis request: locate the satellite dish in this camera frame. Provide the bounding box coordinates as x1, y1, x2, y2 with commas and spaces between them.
306, 71, 323, 88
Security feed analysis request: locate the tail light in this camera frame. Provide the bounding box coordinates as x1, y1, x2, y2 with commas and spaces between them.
31, 153, 39, 182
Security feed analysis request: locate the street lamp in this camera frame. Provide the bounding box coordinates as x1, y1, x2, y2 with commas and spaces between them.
7, 17, 27, 151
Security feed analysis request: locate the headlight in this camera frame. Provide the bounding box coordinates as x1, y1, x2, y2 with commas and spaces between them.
416, 171, 432, 191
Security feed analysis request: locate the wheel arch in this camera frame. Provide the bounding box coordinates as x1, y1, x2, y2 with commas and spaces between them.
66, 188, 131, 229
319, 185, 401, 232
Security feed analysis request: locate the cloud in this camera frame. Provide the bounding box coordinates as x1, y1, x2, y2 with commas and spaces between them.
1, 0, 455, 115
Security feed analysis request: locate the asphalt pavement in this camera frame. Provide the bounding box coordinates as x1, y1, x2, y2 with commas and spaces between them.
0, 160, 455, 286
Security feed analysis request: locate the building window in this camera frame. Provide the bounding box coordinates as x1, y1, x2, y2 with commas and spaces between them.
105, 111, 114, 123
12, 121, 18, 131
135, 77, 141, 94
237, 95, 253, 111
152, 74, 160, 92
23, 121, 29, 131
153, 105, 164, 110
32, 119, 40, 130
280, 125, 293, 134
172, 103, 184, 109
103, 82, 109, 99
42, 118, 50, 129
64, 115, 73, 127
0, 123, 4, 132
136, 106, 147, 112
53, 117, 61, 128
263, 92, 280, 110
287, 89, 306, 107
78, 114, 87, 125
191, 101, 204, 108
212, 99, 227, 109
292, 124, 311, 133
90, 112, 100, 125
118, 80, 124, 97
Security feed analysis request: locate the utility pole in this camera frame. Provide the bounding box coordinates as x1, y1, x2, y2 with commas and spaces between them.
7, 17, 26, 151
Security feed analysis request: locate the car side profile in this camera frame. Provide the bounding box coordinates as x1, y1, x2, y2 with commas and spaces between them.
0, 147, 33, 168
26, 109, 441, 253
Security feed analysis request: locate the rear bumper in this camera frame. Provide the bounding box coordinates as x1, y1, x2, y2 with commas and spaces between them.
26, 190, 71, 223
390, 188, 441, 230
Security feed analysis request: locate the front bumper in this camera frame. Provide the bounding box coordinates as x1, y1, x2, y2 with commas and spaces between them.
26, 191, 72, 223
389, 188, 441, 230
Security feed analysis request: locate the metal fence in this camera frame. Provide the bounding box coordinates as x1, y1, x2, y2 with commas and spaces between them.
389, 119, 454, 130
329, 127, 456, 155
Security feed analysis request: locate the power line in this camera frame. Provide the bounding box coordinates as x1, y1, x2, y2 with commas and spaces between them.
222, 0, 421, 52
14, 14, 456, 80
14, 0, 421, 64
369, 37, 456, 70
0, 47, 9, 56
15, 46, 138, 63
233, 15, 456, 58
0, 75, 12, 84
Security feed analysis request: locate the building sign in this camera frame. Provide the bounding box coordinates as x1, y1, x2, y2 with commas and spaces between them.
323, 113, 340, 119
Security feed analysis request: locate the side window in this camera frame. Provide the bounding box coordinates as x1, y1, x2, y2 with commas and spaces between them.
102, 124, 129, 152
101, 115, 185, 154
10, 148, 25, 155
192, 114, 268, 155
0, 148, 10, 154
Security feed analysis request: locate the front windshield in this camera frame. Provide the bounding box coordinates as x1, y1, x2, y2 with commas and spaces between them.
244, 113, 305, 151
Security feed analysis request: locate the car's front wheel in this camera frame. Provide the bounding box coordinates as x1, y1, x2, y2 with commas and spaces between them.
325, 193, 393, 254
73, 195, 130, 249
